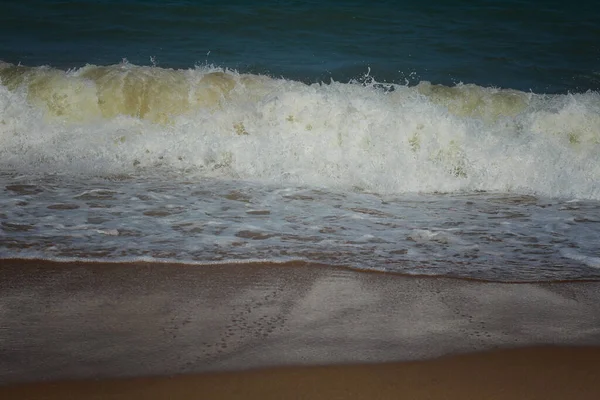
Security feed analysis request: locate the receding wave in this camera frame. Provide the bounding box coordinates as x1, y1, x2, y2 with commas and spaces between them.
1, 61, 599, 199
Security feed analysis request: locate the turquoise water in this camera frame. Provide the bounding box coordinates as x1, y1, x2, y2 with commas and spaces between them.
1, 1, 600, 280
2, 0, 599, 93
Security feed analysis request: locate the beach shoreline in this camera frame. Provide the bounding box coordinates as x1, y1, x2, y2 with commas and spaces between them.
1, 258, 600, 398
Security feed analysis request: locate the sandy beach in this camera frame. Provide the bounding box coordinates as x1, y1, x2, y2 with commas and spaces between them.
3, 346, 600, 399
1, 259, 600, 399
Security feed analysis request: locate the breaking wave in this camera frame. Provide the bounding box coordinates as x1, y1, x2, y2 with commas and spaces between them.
1, 61, 599, 199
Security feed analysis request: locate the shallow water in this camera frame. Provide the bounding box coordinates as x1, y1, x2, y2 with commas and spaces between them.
2, 172, 599, 281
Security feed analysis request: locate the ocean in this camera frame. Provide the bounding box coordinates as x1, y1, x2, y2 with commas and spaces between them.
1, 0, 599, 281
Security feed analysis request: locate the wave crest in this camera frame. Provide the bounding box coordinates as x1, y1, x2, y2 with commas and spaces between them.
1, 62, 599, 199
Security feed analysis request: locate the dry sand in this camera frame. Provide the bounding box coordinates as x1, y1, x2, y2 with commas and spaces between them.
1, 259, 600, 399
2, 346, 600, 399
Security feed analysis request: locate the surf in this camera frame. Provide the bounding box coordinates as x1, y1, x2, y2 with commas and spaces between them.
1, 61, 599, 199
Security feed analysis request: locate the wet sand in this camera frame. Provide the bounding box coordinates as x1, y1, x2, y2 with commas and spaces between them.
1, 259, 600, 398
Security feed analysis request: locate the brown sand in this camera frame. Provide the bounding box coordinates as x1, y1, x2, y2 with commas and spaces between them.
2, 346, 600, 399
1, 259, 600, 398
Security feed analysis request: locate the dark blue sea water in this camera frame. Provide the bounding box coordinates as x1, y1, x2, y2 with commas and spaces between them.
2, 0, 599, 93
1, 0, 600, 280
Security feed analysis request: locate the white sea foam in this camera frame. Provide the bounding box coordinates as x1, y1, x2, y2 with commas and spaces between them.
0, 62, 599, 199
2, 63, 600, 280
